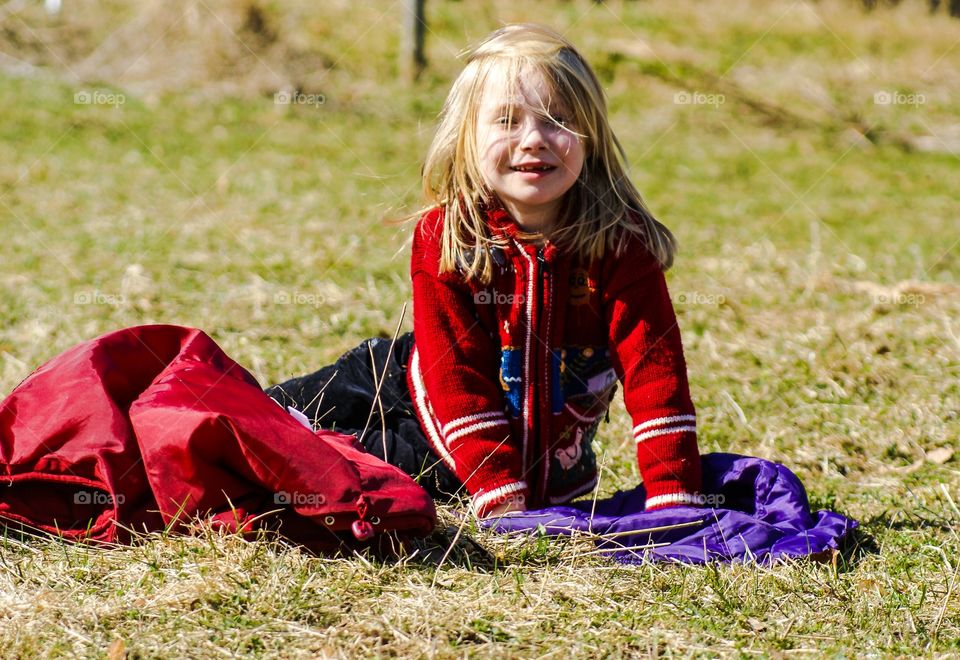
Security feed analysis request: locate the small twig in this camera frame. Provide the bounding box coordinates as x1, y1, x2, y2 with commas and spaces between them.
60, 626, 94, 646
367, 343, 390, 461
588, 447, 608, 535
940, 483, 960, 521
933, 558, 959, 638
580, 541, 671, 556
432, 514, 471, 587
513, 519, 705, 540
358, 303, 407, 460
590, 519, 704, 540
721, 390, 748, 425
449, 432, 516, 502
492, 519, 703, 541
304, 368, 338, 427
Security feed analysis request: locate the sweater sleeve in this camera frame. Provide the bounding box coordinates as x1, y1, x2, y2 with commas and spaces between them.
603, 241, 702, 510
408, 212, 529, 517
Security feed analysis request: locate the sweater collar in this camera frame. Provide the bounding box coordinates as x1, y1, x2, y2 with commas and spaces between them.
482, 200, 560, 262
482, 200, 522, 240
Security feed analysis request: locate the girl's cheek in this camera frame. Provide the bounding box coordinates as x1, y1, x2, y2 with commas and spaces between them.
553, 126, 574, 143
497, 135, 521, 158
553, 133, 576, 154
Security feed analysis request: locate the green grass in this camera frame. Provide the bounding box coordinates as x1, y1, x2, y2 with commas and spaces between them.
1, 0, 958, 656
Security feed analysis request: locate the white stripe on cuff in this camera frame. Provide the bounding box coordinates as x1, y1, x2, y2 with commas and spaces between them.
645, 492, 699, 509
445, 418, 511, 444
632, 414, 697, 435
442, 411, 508, 437
472, 481, 528, 515
634, 425, 697, 443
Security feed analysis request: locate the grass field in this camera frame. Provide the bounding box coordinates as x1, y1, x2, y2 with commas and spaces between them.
1, 0, 958, 656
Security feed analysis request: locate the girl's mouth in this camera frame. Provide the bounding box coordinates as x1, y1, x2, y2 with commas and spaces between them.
510, 164, 556, 173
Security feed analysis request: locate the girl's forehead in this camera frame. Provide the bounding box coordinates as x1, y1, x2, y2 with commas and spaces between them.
477, 65, 564, 112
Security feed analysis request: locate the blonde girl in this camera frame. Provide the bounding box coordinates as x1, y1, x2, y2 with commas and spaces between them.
269, 24, 703, 518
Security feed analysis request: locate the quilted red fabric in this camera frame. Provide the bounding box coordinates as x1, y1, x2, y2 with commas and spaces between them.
0, 325, 435, 551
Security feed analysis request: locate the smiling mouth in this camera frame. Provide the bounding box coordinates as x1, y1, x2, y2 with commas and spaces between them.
510, 164, 556, 172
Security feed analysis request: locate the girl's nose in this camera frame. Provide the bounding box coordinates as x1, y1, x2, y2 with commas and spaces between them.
518, 118, 548, 151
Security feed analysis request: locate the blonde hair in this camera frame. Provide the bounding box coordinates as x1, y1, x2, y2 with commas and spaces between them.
419, 23, 677, 283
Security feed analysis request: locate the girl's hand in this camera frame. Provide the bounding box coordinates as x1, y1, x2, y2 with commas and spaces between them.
483, 499, 528, 518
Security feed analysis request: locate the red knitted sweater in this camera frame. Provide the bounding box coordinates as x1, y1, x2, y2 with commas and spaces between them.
408, 205, 702, 517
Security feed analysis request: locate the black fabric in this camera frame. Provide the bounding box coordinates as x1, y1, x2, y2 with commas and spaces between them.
266, 332, 461, 500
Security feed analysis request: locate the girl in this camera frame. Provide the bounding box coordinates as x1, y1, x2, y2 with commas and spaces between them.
269, 23, 702, 518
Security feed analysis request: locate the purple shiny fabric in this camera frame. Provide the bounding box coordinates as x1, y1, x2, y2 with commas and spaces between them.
483, 453, 858, 564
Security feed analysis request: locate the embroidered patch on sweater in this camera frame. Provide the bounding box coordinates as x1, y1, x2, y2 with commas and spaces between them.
568, 268, 596, 306
556, 346, 616, 404
548, 421, 599, 493
499, 347, 523, 417
502, 345, 617, 418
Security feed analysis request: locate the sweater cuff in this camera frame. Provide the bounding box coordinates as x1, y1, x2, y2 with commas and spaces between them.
471, 481, 529, 518
634, 417, 702, 511
644, 491, 702, 510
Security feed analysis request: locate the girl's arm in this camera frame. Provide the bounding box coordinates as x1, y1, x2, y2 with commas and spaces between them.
409, 211, 529, 517
603, 241, 703, 509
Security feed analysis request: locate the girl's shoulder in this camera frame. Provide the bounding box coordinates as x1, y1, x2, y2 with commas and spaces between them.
604, 224, 662, 270
411, 206, 444, 263
414, 200, 515, 241
413, 205, 445, 242
410, 206, 470, 287
594, 226, 667, 297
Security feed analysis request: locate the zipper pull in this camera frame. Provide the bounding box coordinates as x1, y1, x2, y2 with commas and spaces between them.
537, 247, 549, 282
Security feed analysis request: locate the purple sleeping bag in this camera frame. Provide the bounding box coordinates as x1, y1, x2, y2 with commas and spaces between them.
484, 453, 858, 564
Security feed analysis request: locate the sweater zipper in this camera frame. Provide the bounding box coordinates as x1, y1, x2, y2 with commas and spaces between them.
535, 246, 551, 502
518, 242, 536, 483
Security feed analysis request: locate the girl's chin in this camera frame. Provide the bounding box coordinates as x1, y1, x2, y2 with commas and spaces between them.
505, 195, 565, 211
503, 184, 568, 201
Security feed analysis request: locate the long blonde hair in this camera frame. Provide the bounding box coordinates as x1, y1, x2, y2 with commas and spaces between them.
419, 23, 677, 283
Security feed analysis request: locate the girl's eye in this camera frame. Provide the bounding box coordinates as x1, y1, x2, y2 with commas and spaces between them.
496, 116, 516, 126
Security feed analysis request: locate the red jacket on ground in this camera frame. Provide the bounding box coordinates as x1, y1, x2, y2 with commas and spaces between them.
0, 325, 435, 550
408, 205, 702, 517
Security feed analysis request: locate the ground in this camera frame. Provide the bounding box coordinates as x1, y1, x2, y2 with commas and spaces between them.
0, 0, 957, 656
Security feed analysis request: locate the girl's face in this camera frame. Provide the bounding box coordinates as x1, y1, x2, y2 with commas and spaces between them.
474, 67, 585, 234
